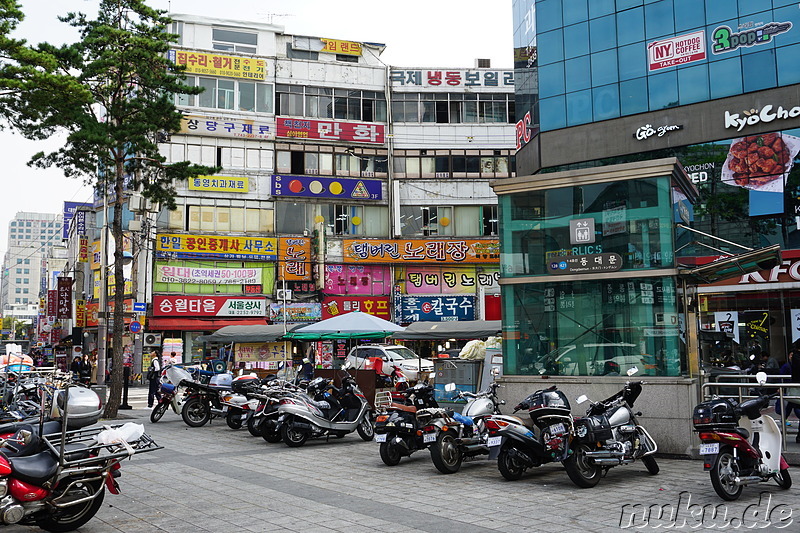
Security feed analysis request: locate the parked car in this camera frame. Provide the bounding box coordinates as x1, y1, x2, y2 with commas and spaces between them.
346, 344, 434, 381
536, 343, 657, 376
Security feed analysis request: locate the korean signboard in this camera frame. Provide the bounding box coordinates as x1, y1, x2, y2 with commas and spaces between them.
390, 69, 514, 88
56, 277, 72, 320
276, 117, 384, 145
269, 303, 321, 323
47, 290, 57, 317
321, 296, 391, 320
75, 299, 86, 328
78, 236, 89, 263
647, 31, 706, 71
156, 234, 278, 260
271, 175, 382, 201
401, 266, 499, 295
180, 115, 273, 140
324, 264, 392, 296
279, 237, 313, 281
168, 50, 266, 80
547, 253, 623, 275
155, 266, 262, 285
343, 239, 500, 264
236, 342, 289, 363
188, 176, 249, 193
153, 295, 267, 317
320, 38, 362, 56
63, 202, 91, 240
396, 296, 476, 323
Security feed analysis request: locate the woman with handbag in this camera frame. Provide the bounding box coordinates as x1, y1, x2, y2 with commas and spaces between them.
147, 351, 162, 408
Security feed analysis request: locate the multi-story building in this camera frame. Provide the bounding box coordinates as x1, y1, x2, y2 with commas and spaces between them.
1, 211, 63, 316
135, 15, 516, 366
498, 0, 800, 454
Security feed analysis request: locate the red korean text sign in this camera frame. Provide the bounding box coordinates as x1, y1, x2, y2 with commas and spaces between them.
57, 277, 72, 320
276, 117, 384, 145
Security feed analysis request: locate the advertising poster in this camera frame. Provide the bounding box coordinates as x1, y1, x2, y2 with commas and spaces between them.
236, 342, 288, 363
180, 115, 273, 140
714, 311, 740, 344
169, 50, 266, 80
324, 264, 392, 296
153, 295, 267, 317
269, 303, 321, 323
321, 296, 392, 320
156, 266, 262, 285
792, 309, 800, 344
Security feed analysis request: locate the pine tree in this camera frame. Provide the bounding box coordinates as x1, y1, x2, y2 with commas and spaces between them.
0, 0, 218, 417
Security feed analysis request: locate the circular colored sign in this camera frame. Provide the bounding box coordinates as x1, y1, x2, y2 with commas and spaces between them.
129, 321, 142, 333
421, 302, 433, 313
329, 181, 344, 195
288, 180, 304, 193
309, 180, 324, 194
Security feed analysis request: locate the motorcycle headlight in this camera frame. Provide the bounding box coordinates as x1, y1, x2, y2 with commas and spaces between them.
576, 425, 588, 438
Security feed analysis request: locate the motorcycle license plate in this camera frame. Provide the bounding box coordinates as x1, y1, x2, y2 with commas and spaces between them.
700, 443, 719, 455
488, 436, 502, 447
423, 433, 436, 443
550, 423, 565, 435
375, 434, 387, 443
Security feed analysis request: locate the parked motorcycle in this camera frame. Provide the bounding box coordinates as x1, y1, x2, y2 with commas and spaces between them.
374, 381, 439, 466
179, 376, 232, 428
221, 374, 263, 430
694, 371, 791, 500
0, 422, 159, 531
150, 365, 194, 423
564, 367, 659, 488
427, 376, 512, 474
275, 364, 374, 447
486, 385, 575, 480
252, 379, 306, 442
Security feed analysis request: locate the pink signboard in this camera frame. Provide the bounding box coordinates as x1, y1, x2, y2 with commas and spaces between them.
276, 117, 384, 145
402, 266, 500, 295
324, 264, 392, 296
153, 295, 266, 317
321, 296, 392, 320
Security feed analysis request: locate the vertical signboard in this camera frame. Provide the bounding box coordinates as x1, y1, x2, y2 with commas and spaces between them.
57, 277, 72, 320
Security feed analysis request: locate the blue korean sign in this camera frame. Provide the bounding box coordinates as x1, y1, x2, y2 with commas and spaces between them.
396, 296, 475, 323
271, 175, 382, 201
133, 302, 147, 312
63, 202, 91, 240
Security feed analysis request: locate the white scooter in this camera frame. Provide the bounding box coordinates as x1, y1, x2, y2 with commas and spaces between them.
694, 371, 791, 500
150, 365, 193, 423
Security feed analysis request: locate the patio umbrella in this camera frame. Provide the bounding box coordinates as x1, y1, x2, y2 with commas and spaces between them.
284, 311, 405, 340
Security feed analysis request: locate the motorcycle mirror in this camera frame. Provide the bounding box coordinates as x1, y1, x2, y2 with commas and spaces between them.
490, 367, 500, 376
626, 367, 639, 376
576, 394, 589, 404
756, 371, 768, 386
444, 383, 456, 392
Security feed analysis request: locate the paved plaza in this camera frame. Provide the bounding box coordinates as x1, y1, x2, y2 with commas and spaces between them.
7, 387, 800, 532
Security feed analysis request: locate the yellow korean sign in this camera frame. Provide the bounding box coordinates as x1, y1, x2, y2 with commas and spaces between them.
235, 342, 289, 362
171, 50, 266, 80
320, 39, 362, 56
188, 176, 249, 193
157, 233, 278, 260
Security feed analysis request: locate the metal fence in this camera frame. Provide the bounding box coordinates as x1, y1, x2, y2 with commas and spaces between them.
701, 373, 800, 449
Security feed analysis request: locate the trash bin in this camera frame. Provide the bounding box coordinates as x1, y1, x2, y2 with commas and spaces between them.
90, 385, 107, 407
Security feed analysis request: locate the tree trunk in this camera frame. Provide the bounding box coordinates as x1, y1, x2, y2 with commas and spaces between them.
103, 158, 127, 418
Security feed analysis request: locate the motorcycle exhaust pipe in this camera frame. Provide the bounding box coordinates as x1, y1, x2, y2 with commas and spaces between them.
734, 476, 763, 486
591, 458, 624, 465
584, 450, 624, 459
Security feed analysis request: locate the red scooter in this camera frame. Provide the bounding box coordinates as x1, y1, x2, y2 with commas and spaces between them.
694, 371, 791, 500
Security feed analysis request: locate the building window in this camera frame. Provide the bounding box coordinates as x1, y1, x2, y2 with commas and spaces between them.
326, 204, 365, 236
15, 268, 21, 274
24, 259, 29, 265
22, 288, 28, 294
336, 54, 358, 63
275, 84, 386, 122
14, 288, 20, 294
212, 28, 257, 54
181, 76, 273, 113
483, 205, 498, 236
391, 93, 514, 124
186, 203, 273, 233
15, 278, 21, 284
274, 202, 311, 234
399, 206, 453, 236
286, 43, 319, 60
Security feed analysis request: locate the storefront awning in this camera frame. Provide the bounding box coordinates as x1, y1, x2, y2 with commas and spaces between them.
392, 320, 502, 340
678, 244, 782, 284
195, 324, 289, 343
147, 317, 268, 332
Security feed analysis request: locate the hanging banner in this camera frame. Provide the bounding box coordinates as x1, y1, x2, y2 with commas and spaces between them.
56, 278, 72, 320
155, 266, 262, 285
75, 299, 86, 328
343, 239, 499, 264
169, 50, 266, 80
715, 311, 740, 344
63, 202, 91, 240
47, 290, 57, 317
235, 342, 289, 363
269, 303, 321, 323
278, 237, 313, 281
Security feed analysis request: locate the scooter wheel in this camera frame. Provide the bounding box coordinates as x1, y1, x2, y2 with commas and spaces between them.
247, 416, 262, 437
775, 468, 792, 490
563, 444, 602, 488
380, 440, 402, 466
710, 447, 743, 501
150, 402, 168, 424
498, 446, 525, 481
226, 408, 243, 430
357, 417, 374, 441
430, 430, 463, 474
181, 398, 211, 428
642, 455, 659, 475
281, 421, 308, 447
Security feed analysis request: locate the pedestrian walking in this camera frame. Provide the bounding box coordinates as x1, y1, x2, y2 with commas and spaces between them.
70, 356, 83, 381
89, 353, 98, 385
147, 351, 162, 408
776, 350, 800, 442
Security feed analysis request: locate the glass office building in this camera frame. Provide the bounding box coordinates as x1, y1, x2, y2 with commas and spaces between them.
507, 1, 800, 379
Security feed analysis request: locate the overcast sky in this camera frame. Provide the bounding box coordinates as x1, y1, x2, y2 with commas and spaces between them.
1, 0, 513, 257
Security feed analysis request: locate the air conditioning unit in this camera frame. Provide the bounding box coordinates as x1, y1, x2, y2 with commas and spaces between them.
143, 333, 162, 347
275, 289, 293, 301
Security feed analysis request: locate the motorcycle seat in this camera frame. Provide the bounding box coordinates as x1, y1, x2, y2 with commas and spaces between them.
8, 452, 59, 485
452, 412, 474, 426
390, 403, 417, 413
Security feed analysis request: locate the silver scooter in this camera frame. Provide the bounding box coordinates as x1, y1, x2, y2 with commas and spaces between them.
275, 362, 374, 447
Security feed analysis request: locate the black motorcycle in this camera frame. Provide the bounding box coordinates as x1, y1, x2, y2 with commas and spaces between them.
179, 379, 228, 427
565, 369, 659, 487
374, 382, 439, 466
486, 385, 575, 480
